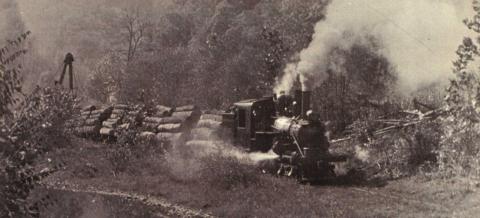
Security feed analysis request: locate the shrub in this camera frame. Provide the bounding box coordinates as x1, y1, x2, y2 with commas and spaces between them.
349, 119, 441, 180
105, 144, 133, 175
436, 117, 480, 179
1, 87, 78, 217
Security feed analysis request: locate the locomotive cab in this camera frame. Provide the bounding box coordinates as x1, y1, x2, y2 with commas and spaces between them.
230, 97, 276, 152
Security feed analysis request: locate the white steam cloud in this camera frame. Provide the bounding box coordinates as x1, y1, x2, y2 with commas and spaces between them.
275, 0, 474, 94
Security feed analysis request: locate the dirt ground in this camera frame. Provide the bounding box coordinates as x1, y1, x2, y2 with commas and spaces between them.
37, 138, 480, 218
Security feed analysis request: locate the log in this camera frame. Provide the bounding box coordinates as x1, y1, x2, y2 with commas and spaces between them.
171, 111, 194, 121
114, 104, 131, 110
105, 118, 121, 123
118, 123, 130, 130
175, 105, 197, 112
110, 114, 122, 119
84, 118, 101, 126
87, 108, 113, 121
112, 109, 128, 115
196, 119, 221, 129
74, 126, 100, 136
144, 117, 165, 124
157, 123, 182, 133
139, 131, 156, 139
81, 111, 93, 116
144, 117, 183, 124
156, 105, 173, 117
142, 123, 159, 132
100, 128, 114, 136
102, 120, 118, 128
199, 114, 222, 122
203, 109, 223, 115
87, 107, 112, 115
128, 111, 140, 116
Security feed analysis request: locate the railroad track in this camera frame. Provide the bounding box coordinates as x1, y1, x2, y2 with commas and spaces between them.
41, 182, 215, 218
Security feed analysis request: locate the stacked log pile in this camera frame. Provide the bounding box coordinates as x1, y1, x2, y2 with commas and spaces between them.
171, 105, 201, 129
99, 104, 145, 138
185, 111, 225, 148
70, 105, 113, 138
140, 105, 173, 134
139, 105, 200, 145
68, 103, 203, 147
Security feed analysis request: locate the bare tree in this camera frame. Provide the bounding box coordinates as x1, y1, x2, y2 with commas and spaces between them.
122, 8, 149, 63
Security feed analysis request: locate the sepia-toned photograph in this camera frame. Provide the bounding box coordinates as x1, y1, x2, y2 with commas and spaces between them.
1, 0, 480, 217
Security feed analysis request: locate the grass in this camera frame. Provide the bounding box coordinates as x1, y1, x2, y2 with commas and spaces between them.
36, 136, 480, 217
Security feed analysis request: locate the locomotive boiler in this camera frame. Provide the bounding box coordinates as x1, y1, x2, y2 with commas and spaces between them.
222, 89, 347, 181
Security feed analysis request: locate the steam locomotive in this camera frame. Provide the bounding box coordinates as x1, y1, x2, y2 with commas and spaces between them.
222, 89, 348, 182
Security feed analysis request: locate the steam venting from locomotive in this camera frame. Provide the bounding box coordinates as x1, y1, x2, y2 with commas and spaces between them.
274, 0, 473, 95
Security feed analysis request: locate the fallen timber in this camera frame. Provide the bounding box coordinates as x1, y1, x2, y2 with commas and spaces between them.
331, 107, 445, 144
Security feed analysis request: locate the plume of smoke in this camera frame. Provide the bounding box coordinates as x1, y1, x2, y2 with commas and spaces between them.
276, 0, 474, 94
165, 126, 278, 181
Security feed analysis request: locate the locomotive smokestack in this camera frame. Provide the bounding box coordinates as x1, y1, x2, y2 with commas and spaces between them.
301, 91, 311, 118
294, 89, 302, 117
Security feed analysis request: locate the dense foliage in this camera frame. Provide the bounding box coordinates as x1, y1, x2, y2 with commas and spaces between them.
436, 2, 480, 178
1, 33, 78, 217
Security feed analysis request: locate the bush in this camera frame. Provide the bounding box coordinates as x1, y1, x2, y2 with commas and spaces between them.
0, 86, 78, 217
105, 144, 133, 175
349, 120, 441, 180
436, 117, 480, 179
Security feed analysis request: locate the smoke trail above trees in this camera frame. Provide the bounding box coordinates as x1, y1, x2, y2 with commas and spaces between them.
275, 0, 474, 94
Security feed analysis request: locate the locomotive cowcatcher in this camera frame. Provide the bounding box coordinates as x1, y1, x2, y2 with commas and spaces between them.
222, 89, 348, 182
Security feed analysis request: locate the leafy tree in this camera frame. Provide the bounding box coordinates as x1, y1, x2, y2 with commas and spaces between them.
0, 31, 30, 122
436, 0, 480, 178
1, 32, 78, 218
